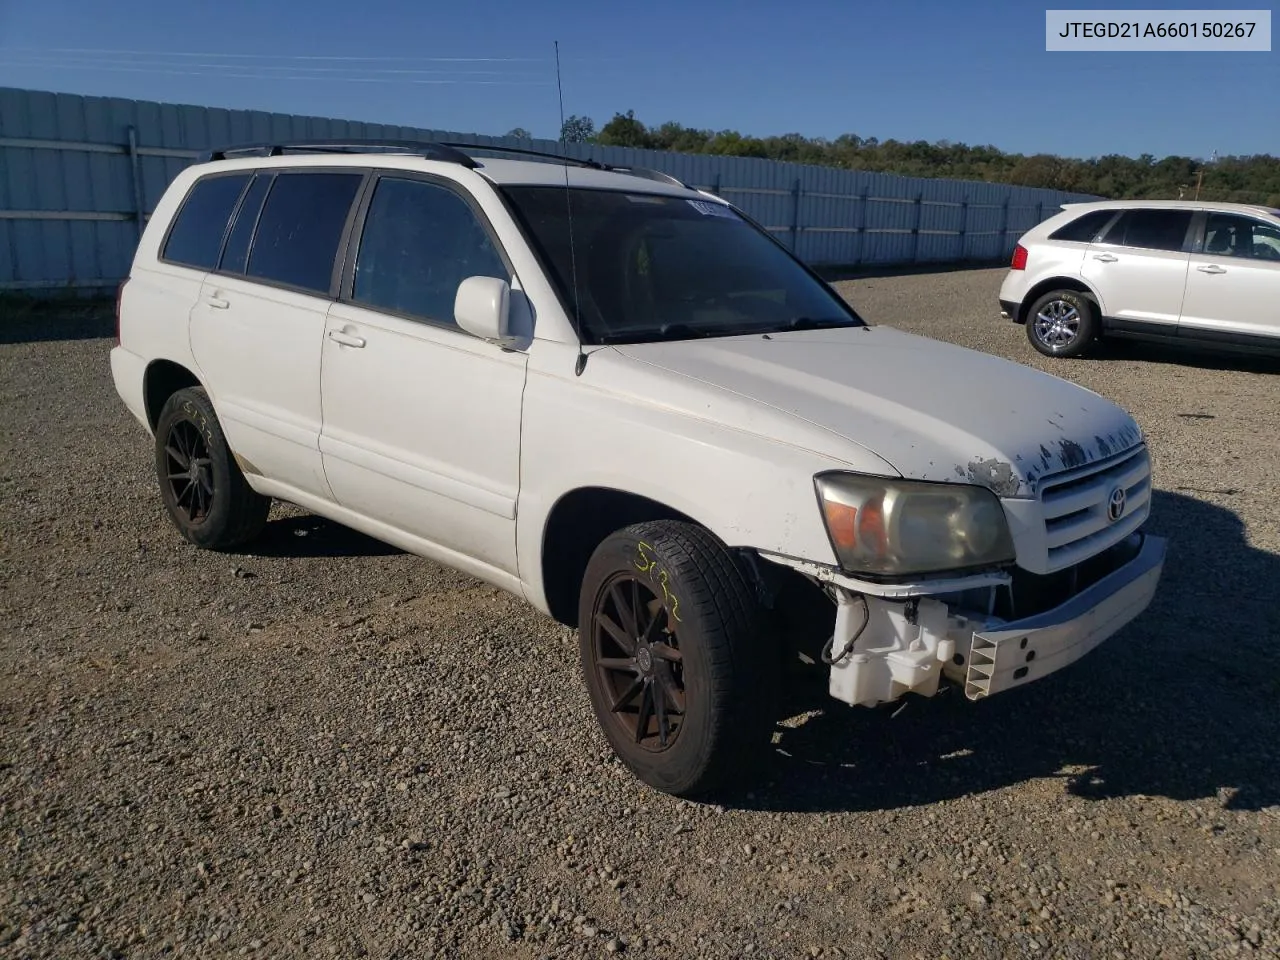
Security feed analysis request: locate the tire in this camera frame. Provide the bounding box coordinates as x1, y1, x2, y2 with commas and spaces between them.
1024, 289, 1098, 358
577, 520, 772, 798
154, 387, 270, 550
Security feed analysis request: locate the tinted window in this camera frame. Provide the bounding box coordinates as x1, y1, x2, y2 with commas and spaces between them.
246, 172, 363, 293
218, 173, 272, 274
162, 174, 250, 269
352, 177, 509, 325
1099, 209, 1192, 252
1048, 209, 1115, 243
1203, 213, 1280, 262
502, 186, 863, 344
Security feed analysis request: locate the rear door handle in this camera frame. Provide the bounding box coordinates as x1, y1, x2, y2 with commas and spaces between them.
328, 329, 367, 348
1196, 264, 1227, 275
204, 295, 230, 310
1091, 253, 1118, 263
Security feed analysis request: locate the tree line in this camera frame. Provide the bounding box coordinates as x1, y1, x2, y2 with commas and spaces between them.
504, 112, 1279, 207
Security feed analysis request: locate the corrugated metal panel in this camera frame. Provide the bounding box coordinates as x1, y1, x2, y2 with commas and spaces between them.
0, 85, 1100, 292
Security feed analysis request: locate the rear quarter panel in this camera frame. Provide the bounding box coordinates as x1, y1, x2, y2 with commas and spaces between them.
117, 166, 211, 413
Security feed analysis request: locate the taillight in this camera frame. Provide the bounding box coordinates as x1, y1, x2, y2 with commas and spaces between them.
1010, 244, 1028, 271
115, 279, 128, 345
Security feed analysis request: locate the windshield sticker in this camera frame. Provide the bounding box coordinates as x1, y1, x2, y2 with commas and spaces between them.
687, 199, 738, 219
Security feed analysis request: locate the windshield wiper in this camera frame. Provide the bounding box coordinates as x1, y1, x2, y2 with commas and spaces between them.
598, 323, 717, 344
779, 317, 857, 331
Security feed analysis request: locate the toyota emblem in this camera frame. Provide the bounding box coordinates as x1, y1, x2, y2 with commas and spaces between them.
1107, 486, 1127, 522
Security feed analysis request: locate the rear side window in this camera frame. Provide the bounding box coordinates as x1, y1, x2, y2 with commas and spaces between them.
218, 173, 272, 274
352, 176, 509, 326
1099, 209, 1192, 252
1048, 209, 1115, 243
161, 174, 250, 270
246, 172, 364, 294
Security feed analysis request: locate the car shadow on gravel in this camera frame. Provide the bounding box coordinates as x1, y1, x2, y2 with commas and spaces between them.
239, 514, 404, 558
742, 489, 1280, 815
1094, 338, 1280, 375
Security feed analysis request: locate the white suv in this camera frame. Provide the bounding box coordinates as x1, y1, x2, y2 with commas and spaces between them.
111, 140, 1166, 797
999, 199, 1280, 358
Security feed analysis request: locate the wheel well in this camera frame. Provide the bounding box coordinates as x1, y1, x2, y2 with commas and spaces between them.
540, 488, 697, 628
1016, 278, 1098, 325
144, 360, 201, 430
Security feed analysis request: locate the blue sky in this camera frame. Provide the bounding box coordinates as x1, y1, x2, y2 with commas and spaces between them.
0, 0, 1275, 159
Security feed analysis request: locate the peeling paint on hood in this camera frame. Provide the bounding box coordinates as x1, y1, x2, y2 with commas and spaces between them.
613, 325, 1144, 498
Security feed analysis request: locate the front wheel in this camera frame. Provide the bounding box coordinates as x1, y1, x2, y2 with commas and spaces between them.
1025, 289, 1098, 358
577, 521, 772, 798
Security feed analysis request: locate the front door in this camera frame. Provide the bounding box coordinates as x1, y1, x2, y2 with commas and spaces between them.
319, 174, 528, 580
1179, 211, 1280, 345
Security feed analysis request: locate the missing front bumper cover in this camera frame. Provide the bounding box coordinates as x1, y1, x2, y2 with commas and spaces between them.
822, 532, 1167, 708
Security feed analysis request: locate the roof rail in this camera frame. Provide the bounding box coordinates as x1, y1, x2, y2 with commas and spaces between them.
199, 139, 480, 167
439, 142, 691, 189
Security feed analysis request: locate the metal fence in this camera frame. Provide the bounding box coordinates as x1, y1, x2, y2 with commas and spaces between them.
0, 86, 1099, 295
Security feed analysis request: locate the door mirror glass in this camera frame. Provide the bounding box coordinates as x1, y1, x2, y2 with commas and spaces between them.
454, 276, 511, 342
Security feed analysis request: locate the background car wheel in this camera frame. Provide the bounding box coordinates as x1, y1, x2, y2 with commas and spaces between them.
154, 387, 270, 550
578, 520, 772, 798
1025, 289, 1098, 358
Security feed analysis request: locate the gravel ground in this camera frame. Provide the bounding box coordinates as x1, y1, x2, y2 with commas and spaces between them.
3, 269, 1279, 960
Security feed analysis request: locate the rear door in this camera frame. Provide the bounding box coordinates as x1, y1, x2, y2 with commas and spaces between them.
145, 171, 252, 372
1179, 211, 1280, 346
1081, 208, 1195, 335
189, 168, 365, 501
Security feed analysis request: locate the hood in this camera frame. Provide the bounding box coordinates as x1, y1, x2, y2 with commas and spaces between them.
612, 325, 1143, 498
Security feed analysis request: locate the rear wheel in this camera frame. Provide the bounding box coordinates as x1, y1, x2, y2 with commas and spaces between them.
1025, 289, 1098, 358
578, 521, 772, 798
154, 387, 270, 550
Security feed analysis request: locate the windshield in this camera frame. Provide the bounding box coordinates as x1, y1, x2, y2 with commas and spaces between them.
501, 186, 865, 344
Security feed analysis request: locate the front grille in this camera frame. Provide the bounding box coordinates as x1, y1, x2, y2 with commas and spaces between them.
1038, 444, 1151, 572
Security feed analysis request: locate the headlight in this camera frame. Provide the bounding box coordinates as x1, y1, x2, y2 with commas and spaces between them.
814, 472, 1015, 578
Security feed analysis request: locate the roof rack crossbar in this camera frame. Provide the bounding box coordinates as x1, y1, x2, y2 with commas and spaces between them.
439, 141, 604, 169
438, 142, 691, 189
200, 139, 480, 167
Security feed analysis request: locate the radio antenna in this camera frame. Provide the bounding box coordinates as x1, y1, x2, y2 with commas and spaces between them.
555, 40, 588, 376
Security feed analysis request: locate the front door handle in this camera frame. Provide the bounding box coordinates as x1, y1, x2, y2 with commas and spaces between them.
1092, 253, 1119, 263
328, 329, 367, 348
1196, 264, 1227, 275
204, 295, 230, 310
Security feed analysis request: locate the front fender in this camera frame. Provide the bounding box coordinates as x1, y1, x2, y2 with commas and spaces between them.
515, 342, 898, 615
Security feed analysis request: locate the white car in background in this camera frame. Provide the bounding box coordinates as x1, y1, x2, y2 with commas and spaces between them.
999, 200, 1280, 358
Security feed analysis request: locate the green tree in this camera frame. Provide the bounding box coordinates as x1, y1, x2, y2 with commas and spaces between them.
596, 110, 652, 148
571, 110, 1277, 204
505, 127, 533, 140
560, 115, 596, 143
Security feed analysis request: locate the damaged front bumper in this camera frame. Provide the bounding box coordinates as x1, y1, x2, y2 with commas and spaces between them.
773, 531, 1166, 708
961, 531, 1165, 699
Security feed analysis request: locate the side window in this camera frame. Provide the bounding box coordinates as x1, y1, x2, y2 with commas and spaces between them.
1203, 213, 1280, 262
161, 174, 250, 270
218, 173, 272, 274
352, 177, 509, 326
246, 172, 364, 294
1099, 209, 1192, 252
1048, 209, 1116, 243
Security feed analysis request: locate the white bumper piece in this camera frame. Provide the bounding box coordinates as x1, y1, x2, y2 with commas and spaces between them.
827, 532, 1167, 707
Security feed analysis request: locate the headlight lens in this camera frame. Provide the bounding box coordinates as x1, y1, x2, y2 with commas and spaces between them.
814, 473, 1016, 577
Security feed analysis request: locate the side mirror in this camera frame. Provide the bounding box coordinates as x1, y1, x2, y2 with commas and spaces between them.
454, 276, 511, 343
